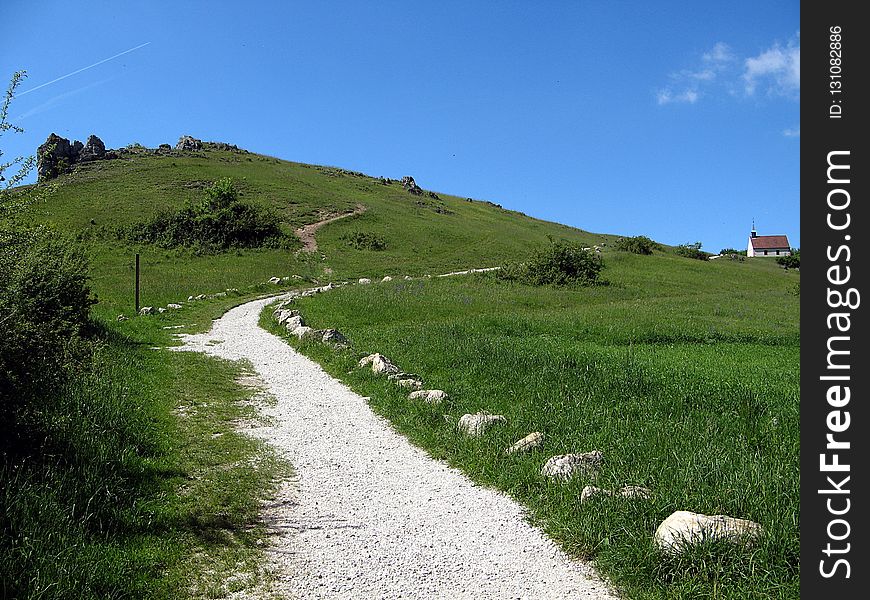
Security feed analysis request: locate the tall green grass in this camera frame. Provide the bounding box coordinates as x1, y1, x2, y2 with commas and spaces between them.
263, 270, 799, 599
1, 304, 288, 599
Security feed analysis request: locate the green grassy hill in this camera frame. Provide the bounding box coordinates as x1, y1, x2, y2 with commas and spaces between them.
20, 145, 615, 318
10, 142, 800, 599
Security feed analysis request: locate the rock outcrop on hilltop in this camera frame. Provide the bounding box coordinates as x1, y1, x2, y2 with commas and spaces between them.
37, 133, 114, 181
36, 133, 248, 181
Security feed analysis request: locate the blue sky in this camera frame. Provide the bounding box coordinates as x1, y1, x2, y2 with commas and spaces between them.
1, 1, 799, 252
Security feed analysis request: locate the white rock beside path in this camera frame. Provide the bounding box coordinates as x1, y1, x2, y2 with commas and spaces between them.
174, 294, 616, 599
541, 452, 603, 481
408, 389, 448, 404
505, 431, 544, 455
358, 353, 400, 375
654, 510, 764, 555
580, 485, 651, 503
458, 412, 507, 436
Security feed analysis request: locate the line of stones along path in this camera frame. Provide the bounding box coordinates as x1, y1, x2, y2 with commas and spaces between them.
176, 294, 617, 600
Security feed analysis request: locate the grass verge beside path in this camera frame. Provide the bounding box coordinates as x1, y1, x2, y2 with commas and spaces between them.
261, 274, 799, 599
2, 290, 292, 599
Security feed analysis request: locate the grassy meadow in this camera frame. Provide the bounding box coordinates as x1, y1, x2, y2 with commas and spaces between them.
6, 145, 800, 598
263, 254, 800, 599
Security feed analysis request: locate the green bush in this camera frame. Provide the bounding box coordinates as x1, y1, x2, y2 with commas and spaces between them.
340, 230, 387, 251
614, 235, 661, 255
675, 241, 709, 261
125, 178, 290, 252
500, 238, 604, 286
777, 249, 800, 269
0, 225, 95, 433
719, 247, 746, 256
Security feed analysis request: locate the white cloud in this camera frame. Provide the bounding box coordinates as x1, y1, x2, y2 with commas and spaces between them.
744, 35, 800, 96
656, 42, 730, 106
658, 36, 800, 106
783, 127, 800, 137
703, 42, 734, 64
657, 89, 699, 105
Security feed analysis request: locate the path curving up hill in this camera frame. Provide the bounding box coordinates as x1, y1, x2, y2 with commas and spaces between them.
176, 294, 617, 600
294, 204, 367, 253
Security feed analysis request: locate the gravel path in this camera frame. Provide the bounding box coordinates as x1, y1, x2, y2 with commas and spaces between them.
176, 294, 618, 600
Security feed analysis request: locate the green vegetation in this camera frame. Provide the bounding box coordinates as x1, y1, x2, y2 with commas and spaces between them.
264, 251, 799, 599
7, 136, 800, 598
718, 248, 746, 256
499, 238, 604, 286
776, 249, 800, 269
124, 177, 294, 253
674, 242, 709, 261
13, 146, 609, 318
615, 235, 662, 255
340, 229, 387, 250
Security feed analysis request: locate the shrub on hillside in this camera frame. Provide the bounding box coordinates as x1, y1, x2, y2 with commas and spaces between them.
499, 238, 604, 286
777, 249, 800, 269
340, 230, 387, 251
719, 248, 746, 256
0, 225, 95, 442
615, 235, 661, 255
125, 177, 291, 252
675, 241, 709, 261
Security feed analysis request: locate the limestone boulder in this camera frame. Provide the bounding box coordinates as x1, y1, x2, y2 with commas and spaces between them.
458, 412, 506, 436
320, 329, 349, 346
408, 389, 447, 404
358, 353, 400, 375
580, 485, 651, 503
540, 451, 603, 481
654, 511, 764, 555
504, 431, 544, 455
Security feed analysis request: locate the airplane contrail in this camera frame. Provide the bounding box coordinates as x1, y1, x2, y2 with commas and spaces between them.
16, 42, 151, 97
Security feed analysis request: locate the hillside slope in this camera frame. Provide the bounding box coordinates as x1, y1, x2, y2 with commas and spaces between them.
20, 145, 616, 316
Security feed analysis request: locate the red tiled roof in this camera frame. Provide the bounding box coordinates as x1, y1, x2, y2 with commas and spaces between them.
750, 235, 790, 249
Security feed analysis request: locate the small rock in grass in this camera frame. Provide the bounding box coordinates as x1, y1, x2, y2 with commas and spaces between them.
188, 295, 194, 301
318, 283, 335, 293
382, 276, 393, 282
580, 486, 614, 502
620, 485, 652, 499
167, 303, 182, 310
458, 412, 506, 436
269, 276, 281, 284
117, 314, 128, 322
273, 308, 301, 325
654, 510, 763, 555
284, 315, 305, 332
540, 451, 603, 481
292, 325, 315, 339
195, 294, 206, 300
504, 431, 544, 455
358, 353, 400, 375
138, 306, 154, 316
158, 307, 166, 313
404, 275, 413, 280
579, 485, 650, 502
397, 378, 423, 390
359, 278, 372, 284
320, 329, 349, 346
408, 389, 447, 404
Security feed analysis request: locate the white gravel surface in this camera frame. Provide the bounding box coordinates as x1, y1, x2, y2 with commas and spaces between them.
176, 293, 617, 600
